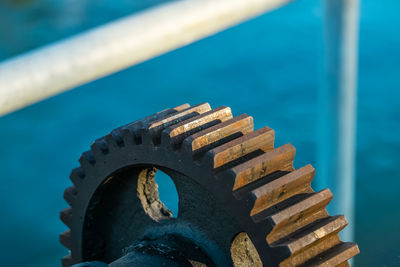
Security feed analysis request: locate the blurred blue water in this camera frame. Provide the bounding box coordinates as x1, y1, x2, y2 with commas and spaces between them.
0, 0, 399, 266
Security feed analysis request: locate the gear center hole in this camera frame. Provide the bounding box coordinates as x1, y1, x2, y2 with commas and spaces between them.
137, 167, 179, 221
155, 169, 179, 218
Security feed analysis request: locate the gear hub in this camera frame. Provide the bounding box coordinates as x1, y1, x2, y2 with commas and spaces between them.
60, 103, 359, 266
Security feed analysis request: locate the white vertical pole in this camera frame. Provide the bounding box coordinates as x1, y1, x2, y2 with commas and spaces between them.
318, 0, 360, 245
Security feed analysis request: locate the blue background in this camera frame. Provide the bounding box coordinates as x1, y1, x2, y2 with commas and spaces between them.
0, 0, 399, 266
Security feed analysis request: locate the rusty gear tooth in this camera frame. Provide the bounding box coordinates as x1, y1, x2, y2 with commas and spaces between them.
104, 131, 124, 151
111, 129, 125, 146
136, 103, 191, 125
181, 114, 254, 156
91, 138, 109, 156
161, 106, 233, 148
69, 167, 85, 186
228, 143, 295, 190
122, 103, 191, 130
206, 126, 275, 169
148, 103, 211, 130
119, 103, 192, 145
170, 103, 191, 112
60, 207, 73, 228
250, 165, 315, 216
300, 242, 359, 267
143, 103, 212, 144
233, 170, 290, 202
120, 127, 140, 146
64, 186, 78, 206
79, 151, 96, 170
275, 215, 348, 267
256, 189, 333, 244
60, 230, 73, 250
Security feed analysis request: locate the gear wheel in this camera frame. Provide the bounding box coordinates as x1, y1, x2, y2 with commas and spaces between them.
60, 103, 359, 267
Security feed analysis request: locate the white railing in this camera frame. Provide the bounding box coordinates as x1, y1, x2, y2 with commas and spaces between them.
0, 0, 292, 116
0, 0, 359, 245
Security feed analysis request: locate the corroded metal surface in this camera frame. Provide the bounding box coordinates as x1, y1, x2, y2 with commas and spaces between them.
61, 103, 359, 266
